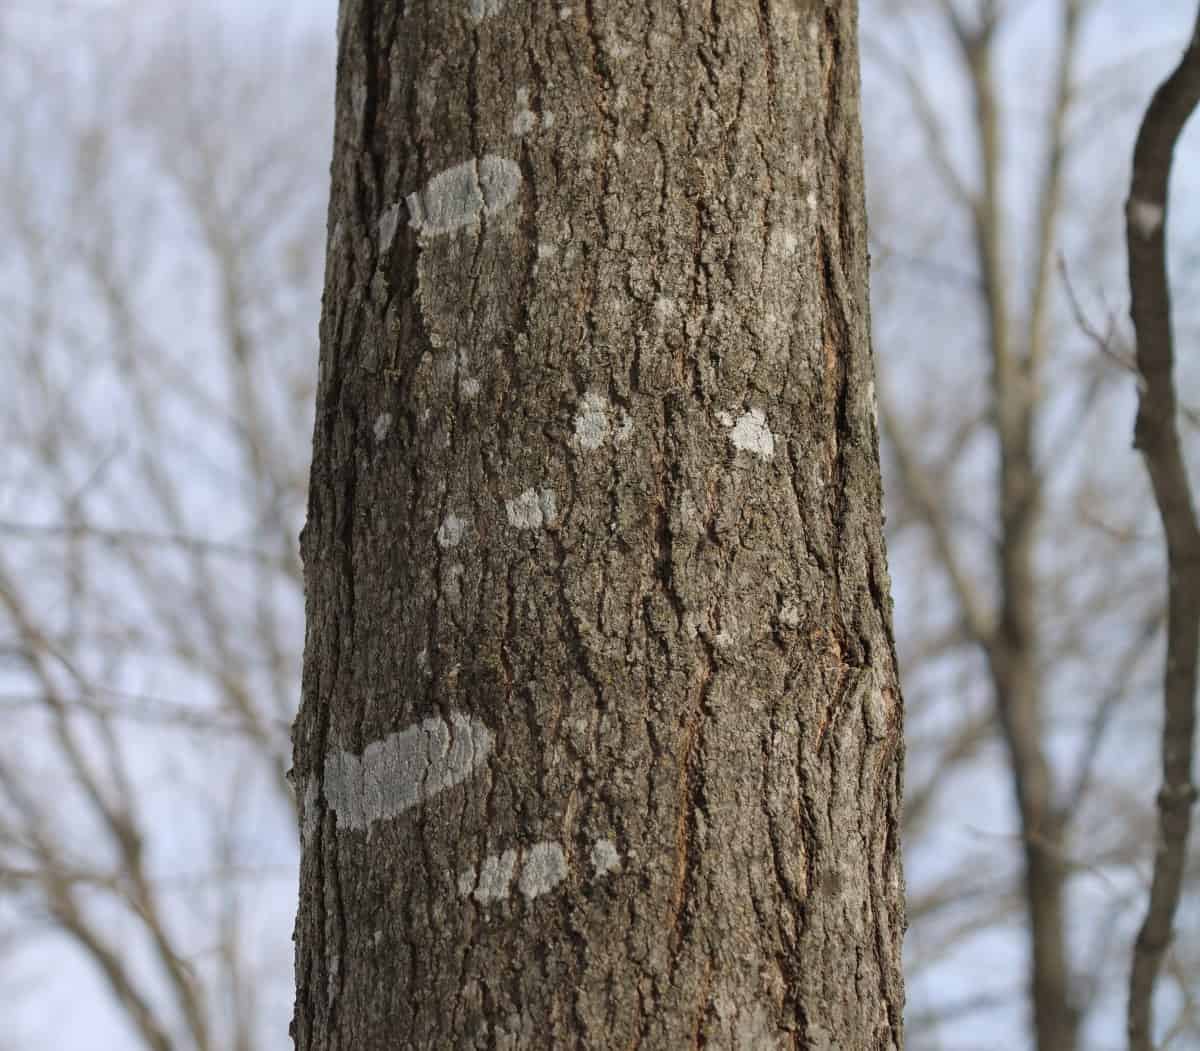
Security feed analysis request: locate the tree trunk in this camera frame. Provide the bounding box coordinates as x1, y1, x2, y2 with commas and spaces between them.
291, 2, 904, 1048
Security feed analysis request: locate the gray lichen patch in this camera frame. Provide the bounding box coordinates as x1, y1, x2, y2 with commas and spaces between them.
511, 87, 536, 137
517, 841, 568, 900
324, 711, 494, 831
465, 0, 505, 21
505, 487, 558, 529
458, 848, 519, 904
724, 407, 775, 460
590, 838, 620, 877
572, 391, 633, 452
574, 392, 611, 450
406, 156, 522, 237
457, 841, 570, 904
436, 513, 468, 549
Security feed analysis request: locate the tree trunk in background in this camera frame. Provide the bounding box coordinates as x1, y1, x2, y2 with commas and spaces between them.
292, 1, 904, 1047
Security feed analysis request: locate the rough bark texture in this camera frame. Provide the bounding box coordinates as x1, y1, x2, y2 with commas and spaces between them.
292, 1, 904, 1048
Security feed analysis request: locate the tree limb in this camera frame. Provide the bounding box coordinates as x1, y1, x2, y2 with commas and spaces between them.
1124, 10, 1200, 1049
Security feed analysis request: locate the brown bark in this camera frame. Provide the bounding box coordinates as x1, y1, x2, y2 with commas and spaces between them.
1124, 11, 1200, 1050
291, 2, 903, 1048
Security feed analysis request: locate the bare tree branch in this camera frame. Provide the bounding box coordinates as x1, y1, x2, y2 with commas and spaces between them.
1124, 10, 1200, 1048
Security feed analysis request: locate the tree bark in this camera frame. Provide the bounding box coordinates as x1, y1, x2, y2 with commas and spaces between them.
291, 2, 904, 1048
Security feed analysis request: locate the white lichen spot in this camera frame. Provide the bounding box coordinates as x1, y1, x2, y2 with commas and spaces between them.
323, 711, 493, 831
726, 407, 775, 460
460, 842, 572, 905
716, 409, 734, 427
512, 87, 537, 137
373, 412, 393, 442
807, 190, 818, 211
373, 929, 383, 947
519, 841, 568, 899
572, 391, 633, 450
779, 600, 802, 628
537, 242, 558, 261
506, 487, 558, 530
474, 848, 519, 903
808, 20, 820, 43
574, 391, 612, 450
782, 230, 799, 255
436, 512, 467, 549
1130, 198, 1164, 238
591, 838, 620, 877
613, 139, 627, 159
559, 5, 572, 18
542, 110, 556, 130
406, 156, 521, 236
653, 296, 675, 321
461, 375, 481, 399
466, 0, 505, 21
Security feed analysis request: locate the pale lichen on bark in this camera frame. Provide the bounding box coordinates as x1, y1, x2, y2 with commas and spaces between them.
405, 156, 522, 237
322, 712, 494, 832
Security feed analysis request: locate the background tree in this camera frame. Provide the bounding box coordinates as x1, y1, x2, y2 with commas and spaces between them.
0, 4, 328, 1048
290, 0, 903, 1048
863, 1, 1200, 1046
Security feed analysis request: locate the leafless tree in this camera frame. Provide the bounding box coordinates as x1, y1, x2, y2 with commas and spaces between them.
0, 5, 331, 1048
863, 1, 1200, 1047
